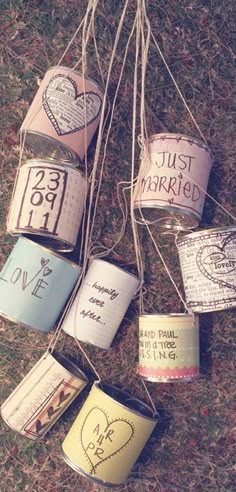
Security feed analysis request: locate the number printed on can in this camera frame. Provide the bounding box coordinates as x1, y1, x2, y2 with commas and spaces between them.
17, 165, 68, 234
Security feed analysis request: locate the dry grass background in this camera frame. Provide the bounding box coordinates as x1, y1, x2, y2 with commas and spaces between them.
0, 0, 235, 491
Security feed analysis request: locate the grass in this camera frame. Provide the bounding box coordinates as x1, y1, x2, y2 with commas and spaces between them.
0, 0, 236, 491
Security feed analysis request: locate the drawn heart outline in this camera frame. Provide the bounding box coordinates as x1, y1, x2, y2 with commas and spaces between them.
41, 258, 49, 268
196, 233, 236, 291
42, 74, 102, 136
43, 266, 53, 277
80, 406, 134, 474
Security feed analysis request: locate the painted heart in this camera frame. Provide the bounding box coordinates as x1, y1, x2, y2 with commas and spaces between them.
80, 406, 134, 474
196, 233, 236, 291
41, 258, 49, 268
43, 266, 52, 277
58, 390, 71, 405
42, 74, 102, 136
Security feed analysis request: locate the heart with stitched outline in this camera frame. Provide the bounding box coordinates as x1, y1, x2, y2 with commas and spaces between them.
42, 74, 102, 136
81, 407, 134, 474
196, 233, 236, 291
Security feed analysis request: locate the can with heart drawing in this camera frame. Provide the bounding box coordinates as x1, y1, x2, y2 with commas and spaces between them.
177, 226, 236, 312
61, 381, 158, 487
1, 350, 88, 440
133, 133, 213, 230
20, 66, 104, 164
138, 314, 199, 382
0, 237, 81, 332
7, 159, 86, 252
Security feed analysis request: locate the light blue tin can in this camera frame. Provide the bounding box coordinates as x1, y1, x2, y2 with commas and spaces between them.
0, 237, 81, 332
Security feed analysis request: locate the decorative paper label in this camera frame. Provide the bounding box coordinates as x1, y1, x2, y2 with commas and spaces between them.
43, 74, 102, 135
134, 135, 212, 217
178, 230, 236, 312
1, 352, 86, 440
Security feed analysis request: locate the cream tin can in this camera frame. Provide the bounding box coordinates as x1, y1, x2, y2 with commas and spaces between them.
177, 226, 236, 312
7, 159, 86, 252
0, 237, 81, 332
133, 133, 212, 229
62, 259, 139, 349
138, 314, 199, 382
1, 350, 88, 440
61, 381, 158, 486
20, 66, 104, 163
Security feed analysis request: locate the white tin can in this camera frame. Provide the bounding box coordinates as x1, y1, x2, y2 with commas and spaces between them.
7, 159, 86, 252
1, 350, 88, 440
62, 259, 139, 349
177, 226, 236, 312
133, 133, 212, 229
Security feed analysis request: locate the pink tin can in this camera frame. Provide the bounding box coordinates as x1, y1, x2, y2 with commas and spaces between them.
20, 66, 104, 164
133, 133, 213, 230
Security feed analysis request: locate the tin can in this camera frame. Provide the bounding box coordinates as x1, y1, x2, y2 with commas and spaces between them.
0, 237, 81, 332
133, 133, 213, 229
61, 381, 157, 486
1, 350, 88, 440
138, 314, 199, 382
177, 226, 236, 312
7, 159, 86, 252
62, 259, 139, 349
20, 66, 104, 163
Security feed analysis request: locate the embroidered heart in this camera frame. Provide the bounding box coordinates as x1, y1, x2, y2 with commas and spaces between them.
41, 258, 49, 268
196, 233, 236, 291
43, 266, 52, 277
42, 74, 102, 136
80, 407, 134, 474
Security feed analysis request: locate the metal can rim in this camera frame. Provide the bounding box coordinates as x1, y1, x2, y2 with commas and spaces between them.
146, 132, 211, 155
94, 381, 158, 421
91, 258, 139, 282
139, 313, 197, 319
18, 236, 81, 270
20, 158, 86, 179
177, 225, 236, 244
50, 350, 88, 383
47, 65, 105, 94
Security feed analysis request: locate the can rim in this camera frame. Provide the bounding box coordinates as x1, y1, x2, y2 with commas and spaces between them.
20, 129, 81, 164
47, 65, 105, 94
177, 225, 236, 243
8, 230, 75, 253
91, 258, 139, 282
139, 313, 197, 318
146, 132, 211, 154
20, 158, 86, 178
94, 381, 158, 421
133, 202, 200, 229
50, 350, 88, 382
18, 236, 81, 270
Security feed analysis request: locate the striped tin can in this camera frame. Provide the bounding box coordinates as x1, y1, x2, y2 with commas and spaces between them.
20, 66, 104, 163
133, 133, 212, 230
0, 237, 81, 332
7, 159, 86, 252
138, 314, 199, 382
62, 381, 158, 487
177, 226, 236, 312
1, 350, 88, 440
62, 258, 139, 349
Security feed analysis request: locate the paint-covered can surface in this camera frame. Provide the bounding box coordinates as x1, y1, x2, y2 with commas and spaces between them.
61, 381, 158, 486
177, 226, 236, 312
62, 259, 139, 349
0, 237, 81, 332
1, 350, 88, 440
133, 133, 213, 230
20, 66, 104, 163
7, 160, 86, 252
138, 314, 199, 382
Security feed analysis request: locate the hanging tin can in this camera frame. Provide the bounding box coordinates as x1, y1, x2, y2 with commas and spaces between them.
1, 350, 88, 440
0, 237, 81, 332
133, 133, 213, 229
62, 381, 158, 487
7, 159, 86, 252
62, 259, 139, 349
177, 226, 236, 313
20, 66, 104, 163
138, 314, 199, 382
